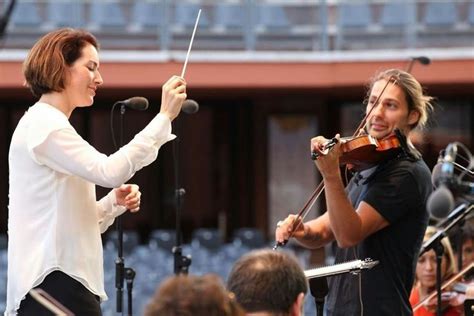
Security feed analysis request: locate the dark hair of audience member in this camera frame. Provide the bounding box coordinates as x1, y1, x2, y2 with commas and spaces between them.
144, 274, 244, 316
227, 249, 308, 314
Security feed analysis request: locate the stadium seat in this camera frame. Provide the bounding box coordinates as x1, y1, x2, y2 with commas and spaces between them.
336, 3, 373, 50
174, 3, 209, 29
232, 227, 266, 249
47, 1, 84, 28
338, 3, 372, 29
191, 228, 222, 251
380, 2, 413, 28
423, 2, 457, 27
149, 229, 177, 252
10, 2, 42, 28
89, 1, 127, 30
214, 3, 244, 30
468, 3, 474, 25
256, 4, 289, 30
105, 230, 140, 254
131, 1, 162, 31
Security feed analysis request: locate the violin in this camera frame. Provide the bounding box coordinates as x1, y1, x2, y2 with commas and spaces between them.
413, 262, 474, 312
420, 282, 471, 314
311, 132, 404, 171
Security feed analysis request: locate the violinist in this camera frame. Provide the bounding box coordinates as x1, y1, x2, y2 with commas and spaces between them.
410, 226, 462, 316
275, 69, 434, 315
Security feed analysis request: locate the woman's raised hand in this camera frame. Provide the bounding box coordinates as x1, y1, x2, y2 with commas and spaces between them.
160, 76, 187, 121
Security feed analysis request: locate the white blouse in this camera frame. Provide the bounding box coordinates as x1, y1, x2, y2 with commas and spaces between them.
6, 102, 175, 315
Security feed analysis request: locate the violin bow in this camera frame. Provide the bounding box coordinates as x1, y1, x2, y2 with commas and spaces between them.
413, 262, 474, 311
273, 181, 325, 249
275, 75, 399, 250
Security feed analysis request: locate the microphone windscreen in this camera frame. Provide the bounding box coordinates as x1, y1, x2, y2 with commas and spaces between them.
417, 56, 431, 65
427, 186, 455, 220
431, 163, 442, 187
182, 99, 199, 114
309, 277, 329, 299
125, 97, 149, 111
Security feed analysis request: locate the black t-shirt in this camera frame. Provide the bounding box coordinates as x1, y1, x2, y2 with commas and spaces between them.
325, 157, 432, 316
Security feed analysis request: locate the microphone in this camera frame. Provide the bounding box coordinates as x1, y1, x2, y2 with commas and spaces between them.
429, 161, 474, 220
428, 142, 474, 220
412, 56, 431, 66
428, 144, 456, 219
182, 99, 199, 114
406, 56, 431, 73
309, 277, 328, 316
428, 144, 457, 220
440, 143, 457, 183
432, 143, 474, 195
115, 97, 149, 111
427, 185, 455, 220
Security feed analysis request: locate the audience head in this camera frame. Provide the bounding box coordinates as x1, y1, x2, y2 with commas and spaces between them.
145, 274, 244, 316
227, 249, 308, 316
416, 226, 457, 291
448, 220, 474, 270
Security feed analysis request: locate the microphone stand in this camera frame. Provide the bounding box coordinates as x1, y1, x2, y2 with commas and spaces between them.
111, 103, 136, 315
309, 277, 328, 316
406, 59, 417, 73
433, 242, 444, 316
171, 116, 191, 275
0, 0, 16, 41
456, 220, 465, 272
125, 268, 136, 316
420, 203, 474, 316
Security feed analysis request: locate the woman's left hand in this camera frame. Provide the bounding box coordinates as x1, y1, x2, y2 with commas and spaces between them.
115, 184, 141, 212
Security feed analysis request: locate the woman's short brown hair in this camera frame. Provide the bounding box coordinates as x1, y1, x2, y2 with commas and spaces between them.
23, 28, 99, 97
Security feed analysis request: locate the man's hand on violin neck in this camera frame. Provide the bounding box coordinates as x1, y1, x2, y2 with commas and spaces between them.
311, 134, 342, 178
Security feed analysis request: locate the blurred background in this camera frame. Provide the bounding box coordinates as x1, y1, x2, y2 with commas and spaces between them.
0, 0, 473, 314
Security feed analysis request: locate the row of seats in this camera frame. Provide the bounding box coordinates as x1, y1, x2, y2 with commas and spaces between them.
5, 1, 472, 51
99, 229, 313, 316
104, 227, 268, 254
9, 1, 474, 32
0, 229, 315, 315
9, 2, 291, 31
339, 2, 472, 29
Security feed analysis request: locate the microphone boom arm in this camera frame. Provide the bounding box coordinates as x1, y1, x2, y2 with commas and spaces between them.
420, 204, 473, 255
